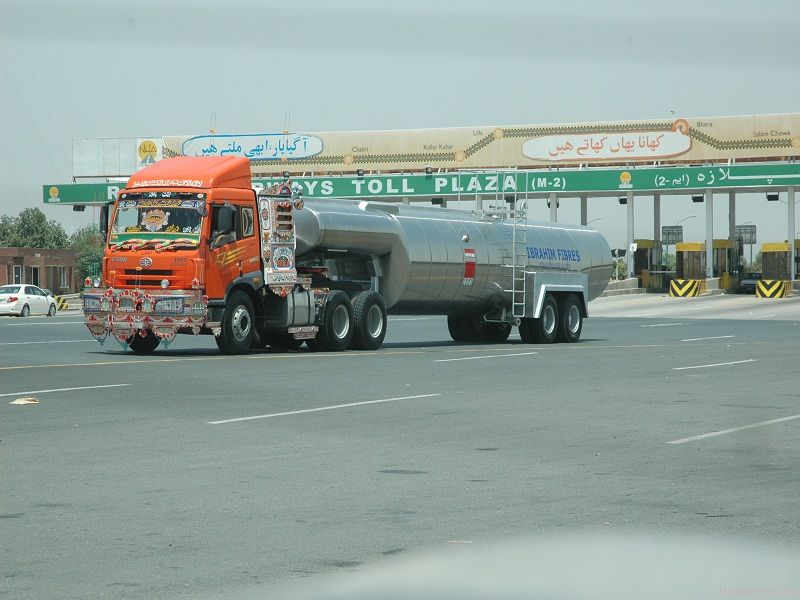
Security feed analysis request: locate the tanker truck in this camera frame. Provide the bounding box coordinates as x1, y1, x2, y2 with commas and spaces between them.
82, 156, 612, 354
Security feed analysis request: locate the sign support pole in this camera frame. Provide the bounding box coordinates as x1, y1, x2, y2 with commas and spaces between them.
789, 186, 796, 281
653, 194, 661, 268
705, 189, 714, 279
626, 191, 634, 278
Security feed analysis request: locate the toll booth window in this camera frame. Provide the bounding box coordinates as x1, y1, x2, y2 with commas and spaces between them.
239, 207, 254, 238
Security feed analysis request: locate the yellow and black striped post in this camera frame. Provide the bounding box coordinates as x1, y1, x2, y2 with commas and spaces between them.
756, 280, 790, 298
669, 279, 702, 297
54, 296, 70, 311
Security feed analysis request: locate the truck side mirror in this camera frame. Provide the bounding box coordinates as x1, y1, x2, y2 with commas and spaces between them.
99, 203, 111, 239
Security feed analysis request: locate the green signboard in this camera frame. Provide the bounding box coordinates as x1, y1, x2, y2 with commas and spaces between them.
44, 163, 800, 204
43, 182, 124, 204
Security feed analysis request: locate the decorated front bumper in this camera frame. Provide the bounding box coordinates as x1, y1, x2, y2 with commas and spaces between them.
82, 287, 209, 346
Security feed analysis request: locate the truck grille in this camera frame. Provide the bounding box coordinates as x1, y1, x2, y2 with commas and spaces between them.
120, 269, 177, 288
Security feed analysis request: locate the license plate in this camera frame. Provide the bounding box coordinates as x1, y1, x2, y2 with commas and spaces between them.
156, 298, 184, 313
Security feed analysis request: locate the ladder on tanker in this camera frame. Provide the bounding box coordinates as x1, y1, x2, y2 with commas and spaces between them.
509, 176, 528, 319
456, 169, 528, 319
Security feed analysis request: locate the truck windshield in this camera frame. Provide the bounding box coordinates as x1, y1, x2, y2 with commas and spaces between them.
109, 196, 205, 251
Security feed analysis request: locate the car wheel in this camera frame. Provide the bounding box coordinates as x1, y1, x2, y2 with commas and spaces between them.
48, 304, 57, 317
19, 304, 30, 317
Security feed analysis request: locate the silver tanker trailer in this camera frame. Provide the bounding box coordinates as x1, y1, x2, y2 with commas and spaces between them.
84, 157, 611, 355
287, 195, 612, 350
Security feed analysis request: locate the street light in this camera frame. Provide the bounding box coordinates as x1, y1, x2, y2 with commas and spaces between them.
587, 217, 604, 225
665, 215, 696, 270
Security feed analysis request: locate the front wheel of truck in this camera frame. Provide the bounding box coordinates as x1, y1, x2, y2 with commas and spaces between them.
216, 291, 255, 355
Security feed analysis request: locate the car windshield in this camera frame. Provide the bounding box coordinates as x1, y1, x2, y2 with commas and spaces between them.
0, 285, 21, 294
109, 196, 205, 250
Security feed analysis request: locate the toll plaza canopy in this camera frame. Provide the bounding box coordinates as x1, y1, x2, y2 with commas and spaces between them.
44, 112, 800, 280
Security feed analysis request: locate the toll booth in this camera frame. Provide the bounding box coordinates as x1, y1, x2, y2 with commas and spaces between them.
712, 239, 740, 291
795, 240, 800, 280
633, 239, 663, 289
671, 242, 706, 297
675, 242, 705, 278
757, 243, 792, 298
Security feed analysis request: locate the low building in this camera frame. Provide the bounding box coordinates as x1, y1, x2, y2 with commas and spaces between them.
0, 247, 78, 294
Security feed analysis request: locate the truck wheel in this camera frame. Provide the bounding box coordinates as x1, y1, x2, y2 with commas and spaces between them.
483, 322, 512, 343
556, 294, 583, 343
315, 290, 353, 351
529, 294, 558, 344
447, 315, 469, 342
129, 330, 160, 354
216, 291, 255, 354
350, 291, 387, 350
518, 318, 535, 343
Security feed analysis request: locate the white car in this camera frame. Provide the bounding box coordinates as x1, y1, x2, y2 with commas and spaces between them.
0, 285, 58, 317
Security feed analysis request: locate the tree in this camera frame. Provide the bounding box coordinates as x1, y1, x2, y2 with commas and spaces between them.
613, 258, 627, 280
661, 253, 676, 271
70, 225, 104, 282
0, 208, 69, 248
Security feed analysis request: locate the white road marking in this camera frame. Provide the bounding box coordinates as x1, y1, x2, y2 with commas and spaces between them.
640, 322, 689, 328
673, 358, 755, 371
666, 414, 800, 444
0, 383, 130, 398
208, 393, 441, 425
390, 317, 432, 321
435, 351, 538, 363
754, 314, 776, 319
0, 339, 92, 346
629, 313, 661, 317
681, 335, 736, 342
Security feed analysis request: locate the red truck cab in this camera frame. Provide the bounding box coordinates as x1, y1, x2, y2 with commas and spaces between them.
84, 156, 295, 353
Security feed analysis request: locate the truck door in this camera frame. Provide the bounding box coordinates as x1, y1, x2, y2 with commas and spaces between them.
206, 203, 259, 300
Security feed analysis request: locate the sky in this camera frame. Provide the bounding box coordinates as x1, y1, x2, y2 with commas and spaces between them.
1, 0, 799, 249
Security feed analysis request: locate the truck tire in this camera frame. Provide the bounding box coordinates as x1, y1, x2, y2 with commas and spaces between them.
527, 293, 558, 344
314, 290, 353, 351
518, 318, 535, 343
556, 293, 583, 343
215, 291, 255, 355
482, 322, 512, 343
129, 330, 160, 354
447, 315, 471, 342
350, 291, 387, 350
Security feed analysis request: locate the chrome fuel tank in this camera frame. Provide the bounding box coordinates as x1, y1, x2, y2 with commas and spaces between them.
294, 199, 612, 315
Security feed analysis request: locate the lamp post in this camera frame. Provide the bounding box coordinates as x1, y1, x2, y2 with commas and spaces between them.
587, 217, 604, 226
667, 215, 695, 270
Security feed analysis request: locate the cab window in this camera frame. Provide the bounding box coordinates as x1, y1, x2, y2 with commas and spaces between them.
239, 207, 254, 238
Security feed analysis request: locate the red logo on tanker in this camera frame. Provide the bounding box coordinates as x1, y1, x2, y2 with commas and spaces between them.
463, 248, 475, 286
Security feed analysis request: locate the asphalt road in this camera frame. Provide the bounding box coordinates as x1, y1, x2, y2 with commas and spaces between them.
2, 295, 799, 599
